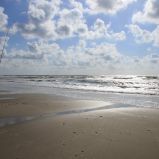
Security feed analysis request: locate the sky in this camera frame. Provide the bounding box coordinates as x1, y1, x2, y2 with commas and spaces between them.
0, 0, 159, 75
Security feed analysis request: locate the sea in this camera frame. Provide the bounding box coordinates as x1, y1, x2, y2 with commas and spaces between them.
0, 75, 159, 109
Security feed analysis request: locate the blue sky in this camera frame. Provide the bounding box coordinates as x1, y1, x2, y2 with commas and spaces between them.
0, 0, 159, 75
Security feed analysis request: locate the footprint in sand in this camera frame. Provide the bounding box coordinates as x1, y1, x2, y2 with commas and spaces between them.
74, 154, 78, 157
73, 131, 78, 135
62, 122, 65, 126
146, 129, 152, 132
62, 143, 66, 146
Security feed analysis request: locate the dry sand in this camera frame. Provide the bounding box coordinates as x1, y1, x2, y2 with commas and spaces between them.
0, 93, 159, 159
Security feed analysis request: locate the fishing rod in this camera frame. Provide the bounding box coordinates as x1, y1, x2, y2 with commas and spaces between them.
0, 28, 10, 63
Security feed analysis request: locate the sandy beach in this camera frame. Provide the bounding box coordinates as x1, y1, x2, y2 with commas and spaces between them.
0, 93, 159, 159
1, 0, 159, 157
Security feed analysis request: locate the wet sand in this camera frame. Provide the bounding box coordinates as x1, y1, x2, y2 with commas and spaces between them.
0, 94, 159, 159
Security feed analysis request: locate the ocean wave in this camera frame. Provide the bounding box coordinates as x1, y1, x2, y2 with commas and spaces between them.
0, 75, 159, 96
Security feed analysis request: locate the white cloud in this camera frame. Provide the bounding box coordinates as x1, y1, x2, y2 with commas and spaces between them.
85, 0, 136, 14
15, 0, 61, 39
65, 42, 122, 67
0, 7, 8, 32
15, 1, 88, 40
142, 53, 159, 64
3, 40, 121, 67
69, 0, 84, 11
127, 24, 159, 47
1, 0, 159, 75
86, 18, 126, 40
132, 0, 159, 24
15, 1, 126, 42
56, 13, 126, 41
56, 8, 88, 38
1, 39, 159, 74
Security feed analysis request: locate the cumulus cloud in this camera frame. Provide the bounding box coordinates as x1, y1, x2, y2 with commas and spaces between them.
85, 0, 136, 14
3, 40, 121, 67
15, 0, 86, 40
56, 13, 126, 41
5, 41, 62, 61
4, 41, 68, 67
1, 0, 159, 75
64, 42, 122, 67
15, 0, 126, 42
143, 54, 159, 64
1, 39, 159, 74
56, 8, 88, 38
4, 38, 136, 76
127, 24, 159, 47
136, 53, 159, 74
69, 0, 84, 11
6, 49, 43, 60
85, 43, 120, 60
130, 0, 159, 47
15, 1, 88, 40
85, 18, 126, 40
0, 7, 8, 32
132, 0, 159, 24
15, 0, 61, 39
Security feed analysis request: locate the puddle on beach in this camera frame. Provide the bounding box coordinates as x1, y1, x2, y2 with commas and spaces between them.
0, 103, 135, 128
0, 97, 15, 100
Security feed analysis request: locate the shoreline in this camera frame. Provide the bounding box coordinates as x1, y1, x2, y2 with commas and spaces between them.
0, 93, 159, 158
